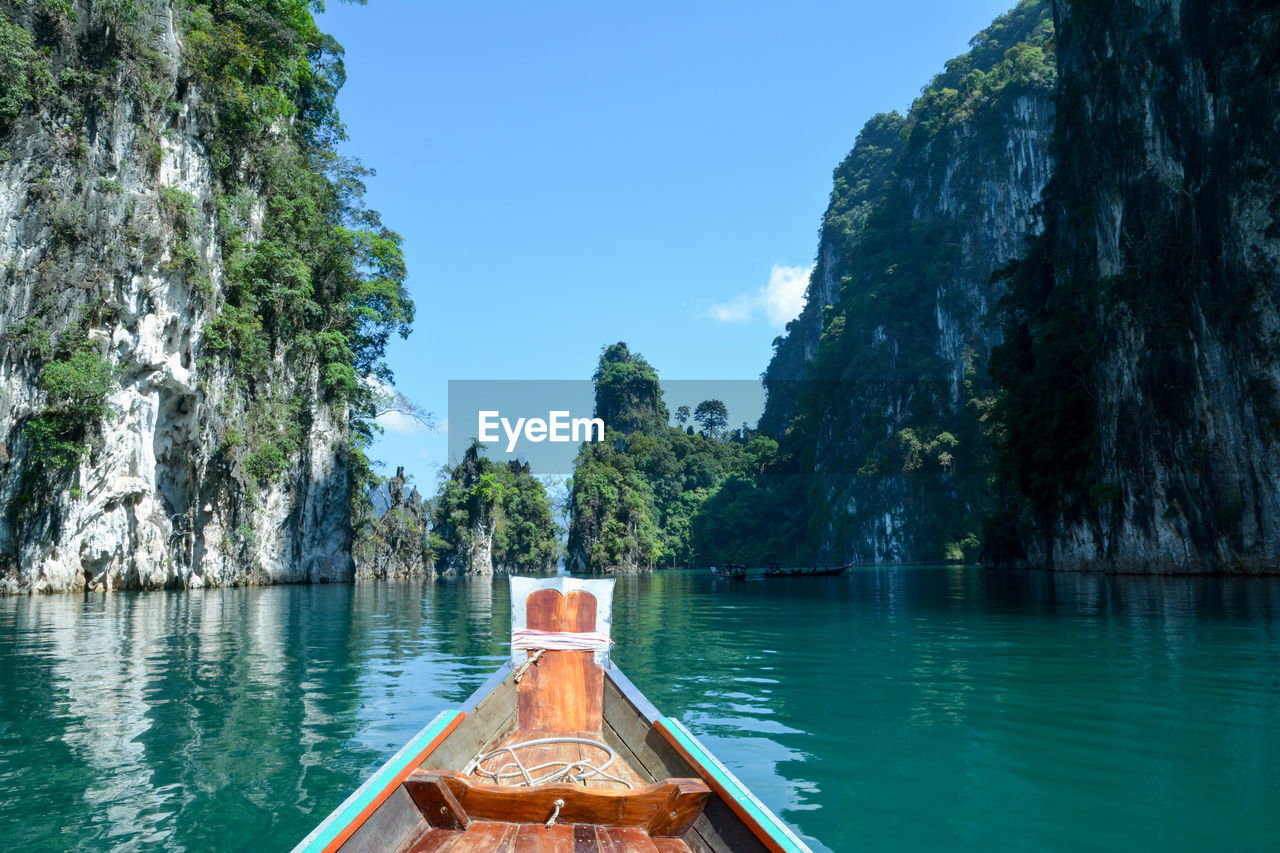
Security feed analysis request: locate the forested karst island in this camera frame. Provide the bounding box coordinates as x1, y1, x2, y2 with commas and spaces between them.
0, 0, 416, 592
2, 0, 1279, 591
564, 0, 1280, 575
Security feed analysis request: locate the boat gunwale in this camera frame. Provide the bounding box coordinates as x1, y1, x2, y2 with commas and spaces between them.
291, 709, 464, 853
459, 661, 514, 712
603, 667, 811, 853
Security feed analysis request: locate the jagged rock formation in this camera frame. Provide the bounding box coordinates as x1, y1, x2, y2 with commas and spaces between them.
432, 447, 498, 576
987, 0, 1280, 572
352, 467, 431, 579
431, 443, 559, 575
0, 1, 410, 592
761, 0, 1055, 563
567, 343, 666, 574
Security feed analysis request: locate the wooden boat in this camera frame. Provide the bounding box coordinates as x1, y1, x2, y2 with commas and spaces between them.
763, 563, 850, 578
293, 577, 813, 853
708, 564, 748, 579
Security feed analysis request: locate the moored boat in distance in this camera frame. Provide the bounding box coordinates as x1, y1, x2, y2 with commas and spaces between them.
763, 563, 851, 578
293, 576, 813, 853
709, 564, 748, 579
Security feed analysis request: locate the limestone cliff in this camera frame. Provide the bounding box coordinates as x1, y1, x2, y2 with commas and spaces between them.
988, 0, 1280, 572
431, 444, 560, 576
0, 1, 412, 591
352, 467, 431, 580
761, 0, 1055, 563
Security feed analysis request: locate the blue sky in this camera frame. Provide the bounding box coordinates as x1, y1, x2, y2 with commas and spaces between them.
317, 0, 1018, 488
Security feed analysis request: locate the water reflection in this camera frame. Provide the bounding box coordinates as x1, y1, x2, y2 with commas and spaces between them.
0, 569, 1277, 853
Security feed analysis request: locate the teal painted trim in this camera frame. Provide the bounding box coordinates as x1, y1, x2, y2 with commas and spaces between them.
658, 717, 813, 853
291, 709, 464, 853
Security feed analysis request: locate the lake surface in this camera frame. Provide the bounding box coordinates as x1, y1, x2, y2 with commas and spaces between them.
2, 567, 1279, 852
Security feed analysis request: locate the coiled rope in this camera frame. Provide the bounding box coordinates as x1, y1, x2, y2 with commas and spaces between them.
464, 737, 633, 789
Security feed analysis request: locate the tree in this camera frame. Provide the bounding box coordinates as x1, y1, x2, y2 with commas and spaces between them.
430, 441, 560, 573
693, 400, 728, 438
674, 405, 691, 427
592, 342, 667, 434
24, 349, 117, 471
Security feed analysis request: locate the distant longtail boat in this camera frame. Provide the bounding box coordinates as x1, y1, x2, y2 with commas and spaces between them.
763, 563, 851, 578
708, 563, 748, 579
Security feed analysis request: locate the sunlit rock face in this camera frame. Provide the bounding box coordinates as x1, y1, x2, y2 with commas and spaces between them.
0, 1, 352, 592
761, 2, 1055, 564
1000, 0, 1280, 573
352, 467, 432, 580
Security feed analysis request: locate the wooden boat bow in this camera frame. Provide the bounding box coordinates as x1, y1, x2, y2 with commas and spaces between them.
292, 577, 814, 853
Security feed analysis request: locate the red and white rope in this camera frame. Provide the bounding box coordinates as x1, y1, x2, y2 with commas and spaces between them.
510, 627, 614, 653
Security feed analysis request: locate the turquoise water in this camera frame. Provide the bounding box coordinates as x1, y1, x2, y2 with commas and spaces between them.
2, 568, 1279, 852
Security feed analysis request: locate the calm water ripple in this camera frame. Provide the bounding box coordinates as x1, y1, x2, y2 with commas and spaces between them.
1, 568, 1279, 851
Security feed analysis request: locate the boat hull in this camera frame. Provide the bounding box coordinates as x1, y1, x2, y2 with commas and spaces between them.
293, 662, 812, 853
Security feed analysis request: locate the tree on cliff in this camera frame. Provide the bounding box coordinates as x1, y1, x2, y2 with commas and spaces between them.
592, 342, 668, 434
567, 344, 767, 572
429, 442, 560, 574
693, 400, 729, 438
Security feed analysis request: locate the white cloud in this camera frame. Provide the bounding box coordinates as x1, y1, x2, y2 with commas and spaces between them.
376, 410, 427, 434
709, 296, 754, 324
708, 264, 812, 328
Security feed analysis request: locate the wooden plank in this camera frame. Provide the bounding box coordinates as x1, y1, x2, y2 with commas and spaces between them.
449, 821, 516, 852
591, 826, 619, 853
572, 824, 599, 853
460, 663, 514, 712
339, 785, 424, 853
676, 824, 717, 853
601, 715, 656, 786
603, 668, 663, 724
601, 669, 772, 852
605, 827, 660, 852
651, 839, 694, 853
600, 677, 695, 782
656, 720, 807, 853
406, 771, 709, 829
687, 796, 770, 853
513, 823, 574, 853
424, 673, 517, 772
470, 730, 642, 790
519, 589, 603, 732
296, 710, 463, 853
568, 729, 646, 790
398, 827, 464, 853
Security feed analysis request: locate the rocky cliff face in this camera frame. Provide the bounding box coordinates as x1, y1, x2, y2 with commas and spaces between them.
352, 467, 431, 579
430, 444, 560, 577
762, 0, 1055, 563
0, 1, 406, 592
989, 0, 1280, 572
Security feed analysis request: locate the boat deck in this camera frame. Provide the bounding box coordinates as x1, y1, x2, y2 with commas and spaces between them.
393, 726, 698, 853
398, 821, 693, 852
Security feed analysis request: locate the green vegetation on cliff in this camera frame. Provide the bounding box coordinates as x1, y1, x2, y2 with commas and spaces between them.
567, 343, 794, 572
430, 442, 560, 574
0, 0, 413, 581
23, 349, 115, 472
175, 0, 413, 501
757, 0, 1055, 564
986, 0, 1280, 571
